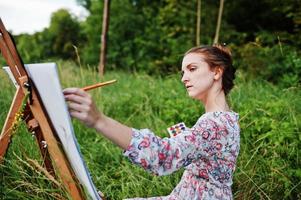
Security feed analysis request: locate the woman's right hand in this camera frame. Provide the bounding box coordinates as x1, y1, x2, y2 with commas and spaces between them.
63, 88, 132, 150
63, 88, 103, 128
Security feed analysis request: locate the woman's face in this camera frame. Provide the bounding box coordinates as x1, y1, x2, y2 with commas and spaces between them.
181, 53, 215, 100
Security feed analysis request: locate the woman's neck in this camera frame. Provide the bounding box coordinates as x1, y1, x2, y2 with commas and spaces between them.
202, 85, 230, 113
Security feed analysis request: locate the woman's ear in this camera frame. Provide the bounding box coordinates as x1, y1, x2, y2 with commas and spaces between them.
213, 67, 223, 81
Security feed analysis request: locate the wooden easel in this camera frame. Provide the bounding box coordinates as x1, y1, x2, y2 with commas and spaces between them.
0, 18, 88, 199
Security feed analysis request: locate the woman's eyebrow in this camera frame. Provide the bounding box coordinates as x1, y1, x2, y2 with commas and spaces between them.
185, 63, 198, 69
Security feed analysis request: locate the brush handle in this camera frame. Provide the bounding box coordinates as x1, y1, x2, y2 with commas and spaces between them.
82, 79, 117, 91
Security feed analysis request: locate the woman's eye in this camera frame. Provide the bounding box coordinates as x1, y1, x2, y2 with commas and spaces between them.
189, 67, 196, 72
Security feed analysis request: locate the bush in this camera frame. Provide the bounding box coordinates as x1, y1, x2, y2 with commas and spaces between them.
234, 38, 301, 87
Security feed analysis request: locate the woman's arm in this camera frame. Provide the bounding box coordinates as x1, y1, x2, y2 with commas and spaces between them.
63, 88, 132, 150
63, 88, 223, 177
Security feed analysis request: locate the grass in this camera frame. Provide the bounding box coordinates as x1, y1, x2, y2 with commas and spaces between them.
0, 61, 300, 199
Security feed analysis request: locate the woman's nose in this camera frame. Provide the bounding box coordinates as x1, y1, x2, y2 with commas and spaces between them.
181, 73, 188, 83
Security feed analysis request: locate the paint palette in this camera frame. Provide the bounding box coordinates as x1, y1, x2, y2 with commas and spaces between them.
167, 122, 187, 137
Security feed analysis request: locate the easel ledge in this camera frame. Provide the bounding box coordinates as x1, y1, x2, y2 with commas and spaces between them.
0, 18, 103, 200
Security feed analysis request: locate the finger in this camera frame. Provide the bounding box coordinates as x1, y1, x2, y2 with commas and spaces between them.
70, 110, 90, 125
64, 93, 91, 105
63, 87, 79, 94
68, 102, 89, 112
69, 110, 85, 121
63, 88, 89, 97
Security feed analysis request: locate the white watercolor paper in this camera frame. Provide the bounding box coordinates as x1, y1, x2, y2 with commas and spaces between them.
3, 63, 101, 200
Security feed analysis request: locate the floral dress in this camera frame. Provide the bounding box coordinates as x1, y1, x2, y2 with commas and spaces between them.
123, 111, 240, 200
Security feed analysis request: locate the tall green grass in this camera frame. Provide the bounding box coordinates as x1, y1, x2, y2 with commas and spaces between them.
1, 61, 300, 199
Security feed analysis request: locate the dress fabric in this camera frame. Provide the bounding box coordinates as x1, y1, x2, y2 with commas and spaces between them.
123, 111, 240, 200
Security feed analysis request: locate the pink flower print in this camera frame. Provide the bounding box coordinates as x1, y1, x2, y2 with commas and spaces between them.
212, 132, 221, 140
211, 123, 219, 132
202, 131, 210, 139
164, 157, 173, 169
185, 135, 196, 143
198, 169, 209, 179
225, 115, 235, 127
197, 186, 205, 196
141, 158, 148, 168
218, 130, 227, 139
215, 142, 222, 151
227, 162, 234, 169
162, 140, 171, 151
175, 149, 180, 159
191, 128, 199, 136
138, 137, 150, 150
158, 153, 166, 161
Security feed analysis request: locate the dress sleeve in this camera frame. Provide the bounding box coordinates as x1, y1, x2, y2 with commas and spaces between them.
123, 119, 216, 176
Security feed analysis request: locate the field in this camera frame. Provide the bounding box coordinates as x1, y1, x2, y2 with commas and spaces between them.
0, 61, 300, 199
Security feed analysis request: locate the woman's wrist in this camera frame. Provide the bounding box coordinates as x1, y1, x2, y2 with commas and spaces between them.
94, 115, 106, 132
92, 113, 106, 132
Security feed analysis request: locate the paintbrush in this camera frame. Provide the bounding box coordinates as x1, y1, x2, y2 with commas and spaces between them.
81, 79, 117, 91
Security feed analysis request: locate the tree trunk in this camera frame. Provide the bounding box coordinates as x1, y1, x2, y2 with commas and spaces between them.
196, 0, 201, 46
213, 0, 224, 44
99, 0, 110, 76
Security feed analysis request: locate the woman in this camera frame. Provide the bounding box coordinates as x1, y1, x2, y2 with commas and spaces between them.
63, 44, 240, 200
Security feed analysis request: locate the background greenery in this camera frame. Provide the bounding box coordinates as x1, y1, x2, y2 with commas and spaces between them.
0, 0, 300, 199
1, 0, 300, 85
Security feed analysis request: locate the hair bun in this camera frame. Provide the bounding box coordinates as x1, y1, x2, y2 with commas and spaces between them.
213, 43, 232, 57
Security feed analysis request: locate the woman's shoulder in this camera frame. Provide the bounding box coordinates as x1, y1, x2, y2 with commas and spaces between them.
195, 111, 239, 129
202, 110, 239, 119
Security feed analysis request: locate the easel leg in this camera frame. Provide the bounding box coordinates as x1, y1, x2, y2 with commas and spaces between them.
23, 105, 55, 176
35, 128, 55, 176
0, 87, 24, 162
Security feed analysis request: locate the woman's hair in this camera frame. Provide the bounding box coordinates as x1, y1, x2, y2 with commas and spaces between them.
185, 44, 236, 95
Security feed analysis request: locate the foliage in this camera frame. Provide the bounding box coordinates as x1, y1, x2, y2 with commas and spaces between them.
48, 9, 85, 59
80, 1, 103, 66
0, 63, 300, 199
14, 33, 46, 63
230, 77, 301, 199
81, 0, 196, 73
1, 0, 300, 88
75, 0, 301, 76
233, 37, 301, 87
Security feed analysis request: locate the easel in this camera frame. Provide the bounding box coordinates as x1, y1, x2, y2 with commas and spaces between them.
0, 18, 91, 199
